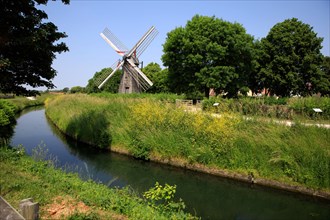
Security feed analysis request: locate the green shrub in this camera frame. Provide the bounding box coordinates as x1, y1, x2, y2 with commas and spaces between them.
288, 96, 330, 119
0, 100, 16, 126
202, 96, 329, 120
143, 182, 187, 217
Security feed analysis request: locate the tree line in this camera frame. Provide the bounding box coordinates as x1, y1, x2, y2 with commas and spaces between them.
1, 1, 329, 98
87, 15, 329, 98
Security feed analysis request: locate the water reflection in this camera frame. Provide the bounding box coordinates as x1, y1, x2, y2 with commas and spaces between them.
10, 108, 330, 220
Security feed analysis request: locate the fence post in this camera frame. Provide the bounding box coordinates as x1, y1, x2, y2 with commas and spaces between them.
19, 198, 39, 220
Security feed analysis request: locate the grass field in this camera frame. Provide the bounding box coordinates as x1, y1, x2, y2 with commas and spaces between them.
45, 93, 330, 192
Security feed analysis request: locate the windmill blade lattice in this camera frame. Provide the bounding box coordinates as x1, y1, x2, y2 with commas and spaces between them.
101, 28, 128, 56
135, 27, 158, 57
94, 60, 122, 88
127, 26, 158, 58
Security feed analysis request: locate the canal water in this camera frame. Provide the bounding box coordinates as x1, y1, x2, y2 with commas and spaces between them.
10, 107, 330, 219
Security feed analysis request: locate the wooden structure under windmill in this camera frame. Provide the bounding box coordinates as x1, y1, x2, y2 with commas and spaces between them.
96, 26, 158, 93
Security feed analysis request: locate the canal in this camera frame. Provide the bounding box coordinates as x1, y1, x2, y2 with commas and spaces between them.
10, 107, 330, 219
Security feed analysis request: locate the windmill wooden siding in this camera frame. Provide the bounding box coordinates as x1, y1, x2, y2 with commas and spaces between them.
118, 70, 141, 93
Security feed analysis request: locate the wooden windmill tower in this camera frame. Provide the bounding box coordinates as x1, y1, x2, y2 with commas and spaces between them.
96, 26, 158, 93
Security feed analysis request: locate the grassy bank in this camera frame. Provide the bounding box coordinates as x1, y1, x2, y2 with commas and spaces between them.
45, 94, 330, 194
0, 147, 196, 219
0, 95, 47, 126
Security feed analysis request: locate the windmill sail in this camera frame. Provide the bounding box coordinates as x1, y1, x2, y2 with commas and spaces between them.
135, 27, 158, 57
94, 60, 123, 89
126, 58, 153, 88
127, 26, 158, 58
100, 28, 128, 56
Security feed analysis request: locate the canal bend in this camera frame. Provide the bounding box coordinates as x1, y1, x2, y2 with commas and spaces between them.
10, 107, 330, 220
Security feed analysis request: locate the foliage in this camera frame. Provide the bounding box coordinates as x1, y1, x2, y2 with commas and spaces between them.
143, 62, 169, 93
0, 146, 197, 219
257, 18, 326, 97
70, 86, 86, 94
85, 68, 122, 93
319, 56, 330, 95
162, 14, 256, 98
63, 87, 70, 93
287, 96, 330, 119
0, 100, 16, 126
0, 100, 16, 146
0, 0, 69, 95
143, 182, 187, 217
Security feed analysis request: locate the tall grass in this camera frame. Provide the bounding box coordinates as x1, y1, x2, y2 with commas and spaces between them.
232, 120, 330, 188
203, 96, 330, 120
127, 100, 239, 162
288, 96, 330, 119
45, 94, 330, 190
92, 92, 185, 103
45, 94, 114, 148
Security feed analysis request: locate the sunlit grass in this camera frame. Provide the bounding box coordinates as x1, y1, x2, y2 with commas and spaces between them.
45, 93, 330, 191
203, 96, 330, 121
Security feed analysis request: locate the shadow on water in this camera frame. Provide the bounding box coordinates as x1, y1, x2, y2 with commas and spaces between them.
10, 108, 330, 220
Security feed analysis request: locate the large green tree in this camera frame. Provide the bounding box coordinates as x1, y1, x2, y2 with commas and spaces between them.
162, 15, 256, 98
0, 0, 69, 95
86, 68, 122, 93
318, 56, 330, 96
142, 62, 169, 93
258, 18, 325, 97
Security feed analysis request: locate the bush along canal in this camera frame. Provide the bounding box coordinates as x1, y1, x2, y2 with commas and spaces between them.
9, 107, 330, 219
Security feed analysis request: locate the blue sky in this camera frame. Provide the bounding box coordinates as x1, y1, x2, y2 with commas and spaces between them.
39, 0, 330, 90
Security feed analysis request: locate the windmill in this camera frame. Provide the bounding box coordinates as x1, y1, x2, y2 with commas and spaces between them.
96, 26, 158, 93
